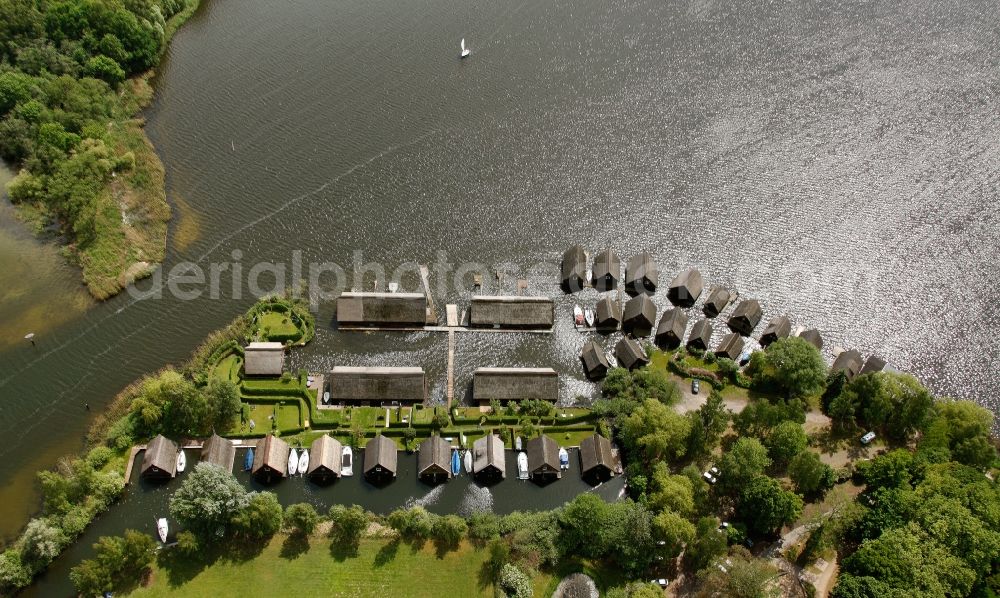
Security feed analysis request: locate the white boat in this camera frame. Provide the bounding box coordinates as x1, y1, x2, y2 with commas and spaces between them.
460, 432, 467, 448
460, 38, 471, 58
573, 304, 584, 327
584, 308, 595, 327
388, 282, 399, 293
517, 451, 529, 480
288, 448, 299, 476
558, 448, 569, 470
156, 518, 168, 543
298, 449, 309, 475
175, 449, 186, 473
463, 449, 473, 473
341, 446, 354, 476
514, 436, 522, 451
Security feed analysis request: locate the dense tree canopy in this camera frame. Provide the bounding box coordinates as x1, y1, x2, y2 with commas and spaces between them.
717, 437, 771, 495
621, 398, 692, 463
750, 337, 828, 398
737, 475, 803, 535
169, 463, 250, 536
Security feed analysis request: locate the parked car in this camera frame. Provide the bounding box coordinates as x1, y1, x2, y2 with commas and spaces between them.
651, 579, 669, 588
691, 379, 700, 394
860, 431, 876, 444
702, 471, 717, 484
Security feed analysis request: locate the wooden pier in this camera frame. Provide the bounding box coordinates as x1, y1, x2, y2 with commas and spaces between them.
419, 265, 437, 324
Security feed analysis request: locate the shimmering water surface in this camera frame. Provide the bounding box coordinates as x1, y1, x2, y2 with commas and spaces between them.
1, 0, 999, 584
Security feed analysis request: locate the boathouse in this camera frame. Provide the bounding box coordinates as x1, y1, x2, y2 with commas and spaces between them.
473, 368, 559, 404
655, 308, 689, 350
623, 294, 656, 337
141, 435, 177, 479
798, 328, 823, 350
579, 433, 615, 483
307, 434, 342, 484
200, 433, 236, 472
561, 245, 588, 292
469, 296, 554, 329
417, 436, 452, 484
625, 252, 658, 296
328, 366, 426, 405
243, 342, 285, 377
527, 435, 561, 482
591, 248, 620, 292
594, 296, 621, 331
363, 435, 398, 485
472, 433, 506, 483
860, 355, 888, 376
687, 319, 713, 351
615, 337, 649, 371
336, 292, 428, 327
251, 434, 290, 484
759, 315, 792, 348
715, 332, 745, 361
702, 287, 731, 318
728, 299, 762, 336
580, 339, 611, 381
668, 268, 703, 307
831, 349, 864, 380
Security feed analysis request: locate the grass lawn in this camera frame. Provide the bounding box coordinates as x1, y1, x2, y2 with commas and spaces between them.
230, 402, 302, 435
129, 537, 494, 597
258, 311, 301, 340
211, 354, 242, 384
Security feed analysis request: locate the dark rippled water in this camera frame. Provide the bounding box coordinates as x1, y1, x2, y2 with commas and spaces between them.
1, 0, 998, 572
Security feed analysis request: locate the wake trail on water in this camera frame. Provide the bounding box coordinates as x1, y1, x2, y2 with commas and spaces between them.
404, 484, 445, 509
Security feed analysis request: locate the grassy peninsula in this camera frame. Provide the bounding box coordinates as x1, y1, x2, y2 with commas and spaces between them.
0, 0, 201, 299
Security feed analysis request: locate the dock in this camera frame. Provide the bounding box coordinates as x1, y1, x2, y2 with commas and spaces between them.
419, 265, 437, 324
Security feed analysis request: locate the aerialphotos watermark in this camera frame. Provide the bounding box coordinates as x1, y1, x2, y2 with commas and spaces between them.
126, 250, 562, 310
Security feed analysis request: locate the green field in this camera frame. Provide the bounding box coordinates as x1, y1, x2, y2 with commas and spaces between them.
258, 311, 301, 340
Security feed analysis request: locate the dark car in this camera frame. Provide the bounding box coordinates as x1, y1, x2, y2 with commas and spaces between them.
692, 379, 700, 394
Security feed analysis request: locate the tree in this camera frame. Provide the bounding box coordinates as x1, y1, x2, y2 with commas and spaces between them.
497, 563, 533, 598
328, 504, 369, 549
686, 391, 730, 458
621, 398, 692, 463
733, 398, 805, 440
205, 379, 241, 432
648, 463, 695, 516
19, 518, 64, 569
764, 421, 808, 466
652, 510, 695, 558
737, 476, 803, 535
920, 400, 997, 469
788, 451, 835, 496
70, 529, 155, 596
694, 547, 780, 598
717, 438, 771, 496
759, 337, 827, 398
855, 449, 914, 490
231, 491, 282, 539
558, 493, 608, 558
85, 54, 125, 86
431, 514, 467, 550
284, 503, 319, 536
850, 372, 933, 440
684, 517, 728, 572
170, 462, 250, 536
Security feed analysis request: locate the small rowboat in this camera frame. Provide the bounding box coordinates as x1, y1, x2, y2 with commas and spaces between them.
298, 449, 309, 475
517, 452, 529, 480
156, 518, 168, 544
175, 450, 186, 473
288, 449, 299, 476
244, 448, 254, 471
558, 448, 569, 470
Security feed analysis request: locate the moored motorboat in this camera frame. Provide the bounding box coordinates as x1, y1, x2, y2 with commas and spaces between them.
298, 449, 309, 475
175, 449, 186, 473
156, 518, 168, 544
463, 449, 473, 473
517, 451, 529, 480
244, 448, 254, 471
341, 446, 354, 476
452, 449, 461, 476
558, 447, 569, 470
288, 448, 299, 476
584, 308, 595, 327
514, 436, 522, 451
573, 304, 584, 327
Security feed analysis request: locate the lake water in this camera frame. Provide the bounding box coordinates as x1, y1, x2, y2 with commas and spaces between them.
1, 0, 999, 584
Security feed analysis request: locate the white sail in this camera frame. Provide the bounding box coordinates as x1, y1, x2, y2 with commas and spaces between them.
461, 38, 466, 52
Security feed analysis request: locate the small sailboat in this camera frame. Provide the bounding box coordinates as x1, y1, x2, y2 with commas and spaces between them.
244, 448, 254, 471
514, 436, 522, 451
298, 449, 309, 475
341, 446, 354, 476
452, 449, 461, 476
573, 304, 585, 327
517, 451, 529, 480
558, 448, 569, 470
288, 448, 299, 476
463, 449, 473, 473
460, 38, 471, 58
156, 518, 168, 544
175, 449, 186, 473
584, 308, 595, 327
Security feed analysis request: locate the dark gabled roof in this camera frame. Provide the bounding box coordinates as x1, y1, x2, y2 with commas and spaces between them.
623, 294, 656, 326
473, 434, 505, 476
715, 332, 745, 360
336, 292, 427, 325
526, 435, 560, 473
363, 435, 398, 475
655, 308, 689, 347
625, 252, 658, 294
251, 434, 290, 477
615, 336, 649, 370
798, 328, 823, 350
307, 434, 342, 476
831, 349, 863, 380
759, 315, 792, 347
728, 299, 762, 335
561, 245, 587, 290
580, 340, 610, 380
200, 433, 236, 471
860, 355, 888, 376
473, 368, 559, 402
591, 248, 620, 290
687, 318, 713, 350
579, 433, 614, 475
417, 436, 452, 477
703, 287, 731, 317
595, 296, 621, 328
668, 268, 704, 307
142, 435, 177, 477
328, 367, 426, 403
244, 342, 284, 376
470, 296, 554, 328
